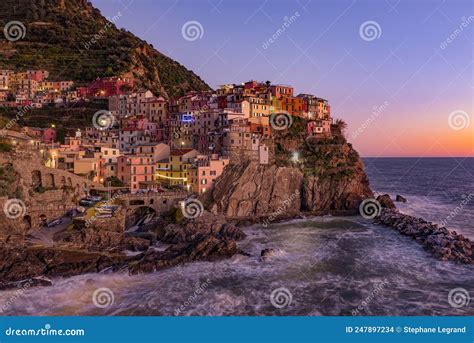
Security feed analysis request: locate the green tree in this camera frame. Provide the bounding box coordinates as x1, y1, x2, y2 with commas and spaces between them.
105, 176, 124, 187
56, 127, 66, 144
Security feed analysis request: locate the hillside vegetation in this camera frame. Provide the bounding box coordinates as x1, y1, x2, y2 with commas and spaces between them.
0, 0, 210, 98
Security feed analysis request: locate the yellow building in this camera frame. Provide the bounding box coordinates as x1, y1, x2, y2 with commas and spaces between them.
73, 155, 103, 183
248, 96, 270, 117
155, 149, 198, 187
269, 96, 283, 113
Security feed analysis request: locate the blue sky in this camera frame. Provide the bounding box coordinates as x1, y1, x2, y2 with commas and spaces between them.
91, 0, 473, 157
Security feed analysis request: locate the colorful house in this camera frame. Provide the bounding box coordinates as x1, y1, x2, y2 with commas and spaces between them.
188, 154, 230, 194
117, 154, 155, 193
155, 148, 198, 187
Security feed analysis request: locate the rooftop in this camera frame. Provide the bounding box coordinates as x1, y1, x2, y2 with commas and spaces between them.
170, 148, 195, 156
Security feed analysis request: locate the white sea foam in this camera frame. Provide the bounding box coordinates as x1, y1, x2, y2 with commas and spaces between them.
0, 218, 472, 316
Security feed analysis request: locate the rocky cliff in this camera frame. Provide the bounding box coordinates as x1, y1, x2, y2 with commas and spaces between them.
205, 118, 373, 219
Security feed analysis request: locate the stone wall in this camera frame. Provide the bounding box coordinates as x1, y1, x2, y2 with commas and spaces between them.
121, 191, 187, 213
0, 150, 100, 235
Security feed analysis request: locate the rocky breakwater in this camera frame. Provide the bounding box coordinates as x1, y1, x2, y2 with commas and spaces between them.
204, 117, 373, 219
374, 209, 473, 264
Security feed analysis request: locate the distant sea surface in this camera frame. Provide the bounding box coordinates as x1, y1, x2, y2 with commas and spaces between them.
364, 157, 474, 239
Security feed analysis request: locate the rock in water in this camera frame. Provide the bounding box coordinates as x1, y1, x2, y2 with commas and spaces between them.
396, 195, 407, 203
261, 248, 275, 259
376, 194, 396, 209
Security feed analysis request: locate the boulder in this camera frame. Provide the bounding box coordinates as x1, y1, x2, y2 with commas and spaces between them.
120, 236, 151, 252
129, 236, 239, 274
160, 211, 246, 244
396, 195, 407, 203
376, 194, 396, 209
261, 248, 275, 259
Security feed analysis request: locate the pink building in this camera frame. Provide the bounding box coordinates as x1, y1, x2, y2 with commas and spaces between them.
42, 127, 57, 143
117, 154, 155, 193
188, 154, 230, 194
307, 119, 332, 136
26, 70, 49, 82
23, 126, 57, 143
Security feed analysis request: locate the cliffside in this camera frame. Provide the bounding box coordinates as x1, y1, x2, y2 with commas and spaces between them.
205, 118, 373, 218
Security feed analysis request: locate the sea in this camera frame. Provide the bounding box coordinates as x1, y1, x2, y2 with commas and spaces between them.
0, 158, 473, 316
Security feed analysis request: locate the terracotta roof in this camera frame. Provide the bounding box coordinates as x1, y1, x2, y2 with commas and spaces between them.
170, 148, 194, 156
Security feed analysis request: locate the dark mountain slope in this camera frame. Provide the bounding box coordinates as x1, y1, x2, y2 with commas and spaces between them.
0, 0, 210, 98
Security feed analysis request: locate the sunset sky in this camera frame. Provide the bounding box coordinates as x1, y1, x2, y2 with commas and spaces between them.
92, 0, 473, 157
